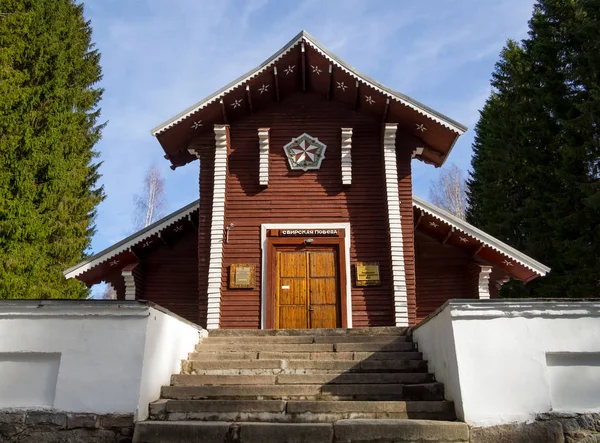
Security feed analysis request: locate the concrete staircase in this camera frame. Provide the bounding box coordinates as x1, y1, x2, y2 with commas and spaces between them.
134, 327, 469, 443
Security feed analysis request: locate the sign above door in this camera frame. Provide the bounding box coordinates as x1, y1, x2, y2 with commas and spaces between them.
268, 229, 340, 237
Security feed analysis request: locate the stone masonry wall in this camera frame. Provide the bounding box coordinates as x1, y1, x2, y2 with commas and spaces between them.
0, 410, 133, 443
471, 413, 600, 443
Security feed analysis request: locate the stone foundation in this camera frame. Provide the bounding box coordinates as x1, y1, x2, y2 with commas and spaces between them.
471, 413, 600, 443
0, 410, 134, 442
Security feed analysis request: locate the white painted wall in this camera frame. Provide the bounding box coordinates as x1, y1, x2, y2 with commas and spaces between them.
137, 306, 206, 420
546, 352, 600, 412
413, 300, 600, 427
409, 307, 464, 419
0, 301, 201, 419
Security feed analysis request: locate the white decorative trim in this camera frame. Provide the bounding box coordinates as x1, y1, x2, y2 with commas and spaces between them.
206, 125, 228, 329
382, 124, 409, 327
63, 201, 199, 279
258, 128, 270, 186
303, 37, 466, 135
187, 148, 201, 159
151, 31, 466, 137
411, 147, 424, 159
341, 128, 352, 185
260, 223, 353, 330
413, 196, 550, 276
151, 37, 302, 136
122, 269, 136, 301
478, 265, 493, 300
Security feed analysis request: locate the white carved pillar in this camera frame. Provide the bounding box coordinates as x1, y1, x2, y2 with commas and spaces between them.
478, 265, 493, 299
341, 128, 352, 185
258, 128, 270, 186
382, 123, 409, 327
121, 261, 142, 301
206, 125, 228, 329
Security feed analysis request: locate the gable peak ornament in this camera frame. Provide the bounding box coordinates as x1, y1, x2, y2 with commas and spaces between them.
283, 133, 327, 171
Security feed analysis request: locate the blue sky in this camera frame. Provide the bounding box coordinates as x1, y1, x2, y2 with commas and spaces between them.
84, 0, 535, 256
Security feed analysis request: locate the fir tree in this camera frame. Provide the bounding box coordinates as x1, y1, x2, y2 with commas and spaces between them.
468, 0, 600, 298
0, 0, 105, 298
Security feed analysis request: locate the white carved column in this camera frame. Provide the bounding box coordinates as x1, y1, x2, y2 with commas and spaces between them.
382, 123, 409, 327
122, 261, 142, 301
258, 128, 269, 186
206, 125, 229, 329
478, 265, 493, 299
341, 128, 352, 185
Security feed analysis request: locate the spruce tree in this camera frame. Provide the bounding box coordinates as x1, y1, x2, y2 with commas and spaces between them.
0, 0, 105, 298
468, 0, 600, 298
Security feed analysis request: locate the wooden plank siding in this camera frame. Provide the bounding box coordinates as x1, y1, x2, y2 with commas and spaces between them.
217, 93, 400, 329
414, 231, 478, 323
143, 230, 199, 324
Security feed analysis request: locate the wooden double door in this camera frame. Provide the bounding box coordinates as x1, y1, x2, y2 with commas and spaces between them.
275, 246, 340, 329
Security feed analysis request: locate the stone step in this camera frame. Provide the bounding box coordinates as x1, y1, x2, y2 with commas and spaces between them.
187, 350, 423, 361
183, 359, 428, 375
207, 326, 408, 337
334, 342, 415, 352
201, 335, 408, 345
171, 373, 434, 386
196, 343, 336, 352
133, 419, 468, 443
335, 419, 469, 443
196, 342, 415, 353
161, 382, 444, 401
149, 399, 456, 422
133, 421, 333, 443
276, 373, 434, 385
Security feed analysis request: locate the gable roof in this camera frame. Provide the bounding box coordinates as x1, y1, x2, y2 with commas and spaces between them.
413, 196, 550, 280
65, 198, 549, 284
152, 31, 466, 136
63, 200, 199, 280
151, 30, 467, 169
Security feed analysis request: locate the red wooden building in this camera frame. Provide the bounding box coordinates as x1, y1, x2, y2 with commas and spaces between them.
64, 31, 549, 329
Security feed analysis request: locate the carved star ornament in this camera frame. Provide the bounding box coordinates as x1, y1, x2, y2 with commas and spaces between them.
283, 133, 327, 171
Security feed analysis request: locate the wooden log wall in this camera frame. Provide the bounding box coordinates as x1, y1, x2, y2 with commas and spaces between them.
414, 231, 477, 323
217, 93, 407, 329
143, 230, 200, 324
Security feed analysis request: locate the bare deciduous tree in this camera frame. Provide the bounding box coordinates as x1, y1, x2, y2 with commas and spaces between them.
133, 164, 167, 230
428, 164, 468, 220
100, 284, 117, 300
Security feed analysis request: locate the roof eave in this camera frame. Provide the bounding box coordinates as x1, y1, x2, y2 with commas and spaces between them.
64, 200, 200, 280
413, 196, 550, 277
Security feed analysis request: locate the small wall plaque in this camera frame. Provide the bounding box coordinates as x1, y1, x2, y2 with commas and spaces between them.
355, 262, 381, 286
229, 264, 256, 289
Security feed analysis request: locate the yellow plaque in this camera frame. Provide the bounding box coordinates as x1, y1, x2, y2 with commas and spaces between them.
236, 267, 251, 285
355, 262, 381, 286
229, 264, 256, 289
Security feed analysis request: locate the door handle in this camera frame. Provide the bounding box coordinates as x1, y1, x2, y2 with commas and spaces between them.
308, 306, 314, 312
